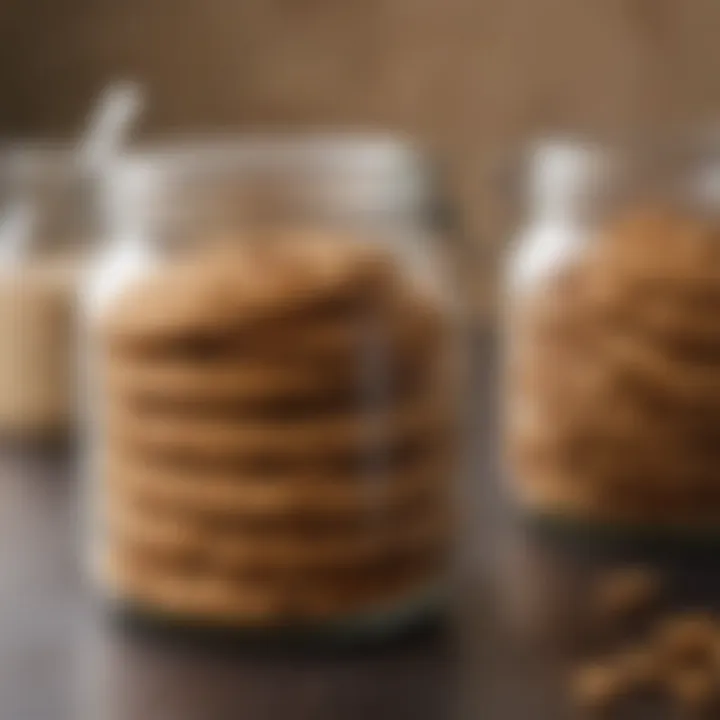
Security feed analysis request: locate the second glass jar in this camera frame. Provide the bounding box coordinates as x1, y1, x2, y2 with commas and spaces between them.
504, 136, 720, 531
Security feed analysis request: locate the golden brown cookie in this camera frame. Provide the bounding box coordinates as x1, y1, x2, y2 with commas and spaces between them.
104, 333, 443, 411
108, 513, 448, 575
108, 275, 444, 359
569, 661, 627, 714
107, 383, 452, 462
103, 231, 401, 350
591, 567, 662, 625
105, 482, 450, 570
104, 442, 449, 519
102, 546, 441, 624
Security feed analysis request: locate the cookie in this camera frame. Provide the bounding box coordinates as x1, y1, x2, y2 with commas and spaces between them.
109, 274, 443, 357
106, 502, 449, 572
104, 331, 444, 410
102, 231, 400, 350
104, 442, 449, 518
102, 546, 441, 623
110, 420, 448, 477
107, 383, 452, 462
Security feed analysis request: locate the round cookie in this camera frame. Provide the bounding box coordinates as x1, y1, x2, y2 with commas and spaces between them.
106, 382, 452, 462
588, 207, 720, 291
106, 503, 449, 572
106, 358, 365, 409
102, 231, 401, 351
105, 468, 450, 551
510, 387, 720, 496
102, 545, 441, 624
108, 279, 444, 362
104, 442, 449, 519
104, 333, 444, 411
518, 290, 720, 411
516, 465, 720, 526
103, 282, 447, 409
108, 419, 447, 475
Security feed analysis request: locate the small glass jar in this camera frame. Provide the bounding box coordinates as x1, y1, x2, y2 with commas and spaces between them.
504, 136, 720, 534
84, 135, 462, 637
0, 144, 97, 440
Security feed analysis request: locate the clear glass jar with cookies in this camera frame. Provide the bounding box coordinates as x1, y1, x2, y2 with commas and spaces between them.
84, 136, 461, 637
504, 135, 720, 535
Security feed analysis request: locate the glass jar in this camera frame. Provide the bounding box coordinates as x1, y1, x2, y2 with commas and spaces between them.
0, 144, 97, 440
84, 135, 462, 637
504, 136, 720, 535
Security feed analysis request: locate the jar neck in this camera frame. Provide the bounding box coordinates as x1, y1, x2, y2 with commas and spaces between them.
530, 194, 591, 228
525, 139, 618, 231
108, 138, 435, 254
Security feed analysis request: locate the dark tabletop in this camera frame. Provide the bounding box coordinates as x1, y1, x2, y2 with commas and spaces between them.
2, 335, 720, 720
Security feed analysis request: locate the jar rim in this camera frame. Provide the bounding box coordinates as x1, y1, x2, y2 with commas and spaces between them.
0, 141, 95, 181
105, 132, 438, 234
129, 130, 424, 155
119, 131, 431, 185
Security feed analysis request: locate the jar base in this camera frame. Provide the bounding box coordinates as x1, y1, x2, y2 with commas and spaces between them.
101, 583, 447, 648
520, 505, 720, 555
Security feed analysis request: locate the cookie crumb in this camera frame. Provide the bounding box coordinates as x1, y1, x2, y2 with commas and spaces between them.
666, 666, 718, 716
570, 661, 625, 713
592, 566, 662, 624
615, 644, 659, 690
655, 613, 717, 669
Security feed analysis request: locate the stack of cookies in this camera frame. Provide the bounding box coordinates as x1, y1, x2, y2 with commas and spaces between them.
98, 231, 453, 626
507, 206, 720, 525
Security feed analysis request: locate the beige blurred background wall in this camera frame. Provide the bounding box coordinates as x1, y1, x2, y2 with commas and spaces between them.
1, 0, 719, 313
